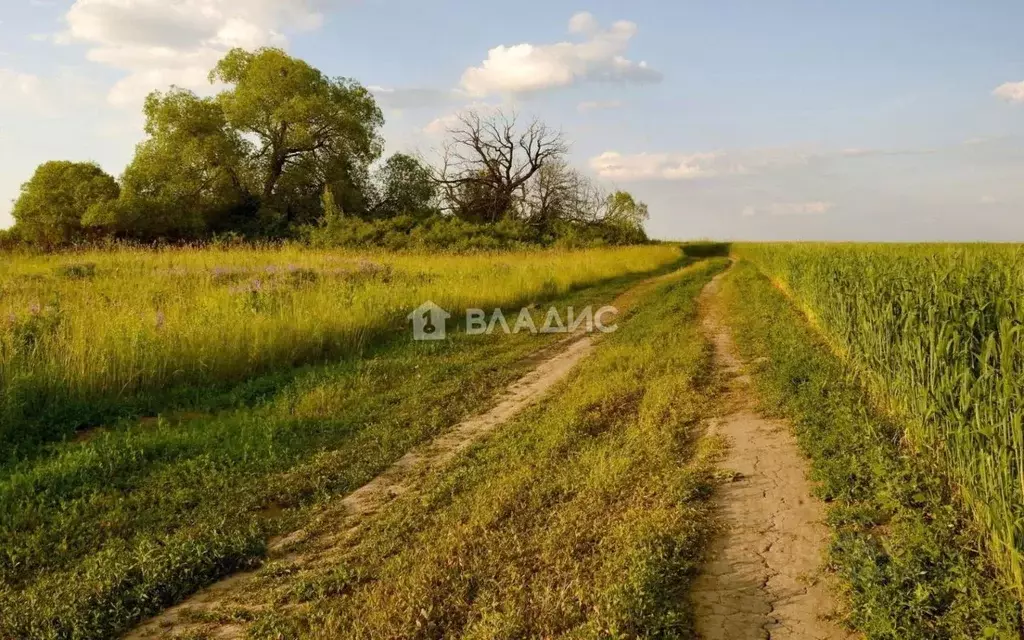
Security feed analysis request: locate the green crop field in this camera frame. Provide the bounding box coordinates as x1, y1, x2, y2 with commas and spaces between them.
737, 244, 1024, 599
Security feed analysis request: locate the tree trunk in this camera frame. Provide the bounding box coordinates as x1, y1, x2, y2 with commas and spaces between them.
263, 154, 287, 200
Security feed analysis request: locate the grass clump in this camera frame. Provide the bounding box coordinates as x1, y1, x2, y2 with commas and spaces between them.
720, 260, 1021, 639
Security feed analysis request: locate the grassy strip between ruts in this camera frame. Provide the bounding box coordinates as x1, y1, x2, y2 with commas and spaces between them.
0, 261, 689, 640
179, 258, 731, 639
720, 260, 1022, 639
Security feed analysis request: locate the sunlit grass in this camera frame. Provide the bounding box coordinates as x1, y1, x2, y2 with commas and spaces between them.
0, 255, 683, 640
0, 244, 680, 452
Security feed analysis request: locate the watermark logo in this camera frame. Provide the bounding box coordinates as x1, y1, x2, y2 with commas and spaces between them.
407, 301, 452, 341
409, 302, 618, 341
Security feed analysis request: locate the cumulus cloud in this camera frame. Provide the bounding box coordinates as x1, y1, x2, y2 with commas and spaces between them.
589, 148, 810, 181
741, 202, 834, 217
459, 12, 661, 97
56, 0, 327, 107
993, 81, 1024, 104
577, 99, 622, 112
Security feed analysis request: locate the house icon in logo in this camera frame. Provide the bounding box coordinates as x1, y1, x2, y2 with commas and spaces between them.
408, 301, 451, 341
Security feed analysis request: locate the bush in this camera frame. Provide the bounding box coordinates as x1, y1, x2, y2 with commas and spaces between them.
307, 214, 648, 252
681, 242, 731, 258
0, 228, 23, 252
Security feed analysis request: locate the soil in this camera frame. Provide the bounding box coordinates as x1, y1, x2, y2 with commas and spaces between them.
691, 267, 854, 639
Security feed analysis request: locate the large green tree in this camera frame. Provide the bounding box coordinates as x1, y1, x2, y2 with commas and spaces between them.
85, 88, 251, 239
210, 47, 384, 222
12, 161, 119, 246
370, 153, 438, 219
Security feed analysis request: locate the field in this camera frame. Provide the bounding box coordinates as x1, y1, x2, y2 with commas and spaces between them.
0, 244, 679, 456
3, 242, 1024, 639
737, 244, 1024, 599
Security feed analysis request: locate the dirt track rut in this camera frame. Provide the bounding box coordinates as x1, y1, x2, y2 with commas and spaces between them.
125, 264, 694, 639
691, 268, 853, 640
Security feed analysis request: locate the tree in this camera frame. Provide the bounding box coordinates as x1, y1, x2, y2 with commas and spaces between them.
210, 47, 384, 221
12, 161, 119, 246
436, 110, 567, 223
86, 88, 252, 239
518, 160, 602, 229
600, 191, 650, 243
603, 191, 650, 228
371, 153, 437, 219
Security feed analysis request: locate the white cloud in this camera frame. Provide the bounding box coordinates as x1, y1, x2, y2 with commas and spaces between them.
994, 81, 1024, 104
980, 194, 999, 205
577, 99, 622, 112
459, 12, 661, 97
590, 151, 726, 180
589, 148, 810, 181
56, 0, 327, 107
741, 202, 834, 217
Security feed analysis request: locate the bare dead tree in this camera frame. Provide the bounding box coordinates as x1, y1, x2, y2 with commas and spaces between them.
435, 109, 568, 223
518, 160, 606, 228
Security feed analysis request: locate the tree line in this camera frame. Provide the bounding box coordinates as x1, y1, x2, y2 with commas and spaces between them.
2, 48, 650, 251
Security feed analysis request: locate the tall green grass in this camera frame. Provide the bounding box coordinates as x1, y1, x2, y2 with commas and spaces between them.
721, 260, 1020, 638
0, 264, 679, 640
0, 244, 680, 454
738, 243, 1024, 599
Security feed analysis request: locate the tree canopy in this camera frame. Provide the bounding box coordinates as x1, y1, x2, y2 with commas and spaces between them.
12, 161, 119, 247
9, 49, 650, 250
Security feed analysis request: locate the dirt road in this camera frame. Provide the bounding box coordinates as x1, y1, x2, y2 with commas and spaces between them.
125, 264, 697, 639
691, 268, 853, 640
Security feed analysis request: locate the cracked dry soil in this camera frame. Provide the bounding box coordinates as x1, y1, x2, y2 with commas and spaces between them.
691, 269, 854, 640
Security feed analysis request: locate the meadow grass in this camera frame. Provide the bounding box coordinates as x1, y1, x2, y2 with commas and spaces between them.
0, 258, 688, 640
736, 243, 1024, 601
722, 259, 1021, 638
0, 244, 680, 456
224, 259, 729, 639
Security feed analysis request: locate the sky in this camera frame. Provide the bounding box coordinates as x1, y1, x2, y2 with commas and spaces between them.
0, 0, 1023, 241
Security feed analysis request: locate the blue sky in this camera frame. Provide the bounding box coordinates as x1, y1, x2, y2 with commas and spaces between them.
1, 0, 1023, 240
